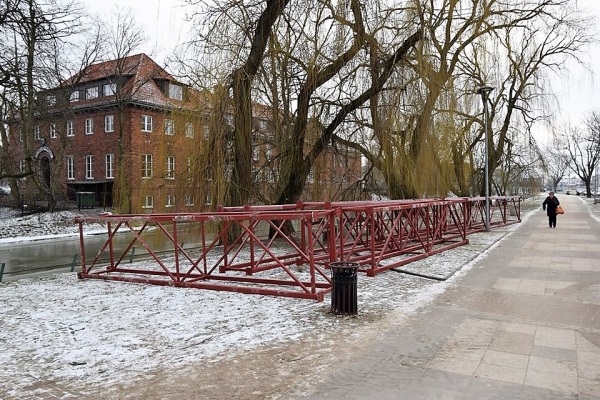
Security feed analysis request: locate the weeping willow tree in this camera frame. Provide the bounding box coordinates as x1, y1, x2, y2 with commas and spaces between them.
453, 0, 592, 197
176, 0, 590, 206
361, 0, 546, 199
358, 0, 591, 199
269, 2, 423, 205
182, 0, 422, 206
133, 84, 232, 214
267, 0, 586, 201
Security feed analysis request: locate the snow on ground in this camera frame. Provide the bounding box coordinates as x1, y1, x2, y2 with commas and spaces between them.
0, 195, 598, 398
0, 209, 106, 244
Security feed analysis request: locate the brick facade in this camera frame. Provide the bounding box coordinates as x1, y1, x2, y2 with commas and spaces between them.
11, 54, 364, 213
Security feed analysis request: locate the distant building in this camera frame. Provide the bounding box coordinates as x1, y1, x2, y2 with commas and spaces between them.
9, 54, 363, 212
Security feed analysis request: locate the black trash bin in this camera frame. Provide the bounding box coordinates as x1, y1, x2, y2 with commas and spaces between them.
330, 261, 359, 315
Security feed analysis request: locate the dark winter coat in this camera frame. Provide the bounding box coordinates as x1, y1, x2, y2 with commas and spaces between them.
542, 196, 560, 216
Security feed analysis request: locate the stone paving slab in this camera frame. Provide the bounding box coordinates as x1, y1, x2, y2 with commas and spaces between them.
300, 195, 600, 399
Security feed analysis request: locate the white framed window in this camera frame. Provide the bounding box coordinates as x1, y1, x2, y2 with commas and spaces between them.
187, 157, 192, 180
185, 194, 195, 206
106, 154, 114, 179
66, 156, 74, 180
143, 195, 154, 209
165, 119, 174, 135
335, 156, 342, 169
166, 156, 175, 180
168, 83, 183, 100
205, 192, 212, 205
225, 114, 233, 126
34, 126, 40, 140
259, 119, 267, 130
85, 118, 93, 135
203, 125, 209, 139
225, 164, 233, 182
19, 130, 23, 142
166, 195, 175, 208
20, 160, 26, 173
85, 155, 94, 179
141, 115, 153, 132
49, 123, 57, 139
85, 87, 98, 99
66, 121, 74, 137
264, 169, 274, 182
185, 122, 194, 138
105, 115, 114, 133
70, 91, 80, 102
253, 146, 260, 161
47, 95, 56, 106
103, 83, 117, 96
142, 154, 153, 178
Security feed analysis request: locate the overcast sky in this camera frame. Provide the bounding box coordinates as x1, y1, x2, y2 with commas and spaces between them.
82, 0, 190, 65
81, 0, 600, 136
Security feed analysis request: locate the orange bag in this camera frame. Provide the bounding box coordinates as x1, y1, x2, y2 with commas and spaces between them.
556, 205, 564, 215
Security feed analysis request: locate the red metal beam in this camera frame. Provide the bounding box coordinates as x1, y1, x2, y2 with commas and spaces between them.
76, 209, 335, 301
75, 196, 521, 301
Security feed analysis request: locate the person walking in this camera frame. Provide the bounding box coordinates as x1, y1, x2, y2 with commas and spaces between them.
542, 191, 560, 228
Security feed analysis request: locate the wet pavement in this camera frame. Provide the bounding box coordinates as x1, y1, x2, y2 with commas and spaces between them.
299, 194, 600, 399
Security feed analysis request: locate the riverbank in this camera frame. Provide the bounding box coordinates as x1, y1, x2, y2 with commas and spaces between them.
0, 209, 105, 244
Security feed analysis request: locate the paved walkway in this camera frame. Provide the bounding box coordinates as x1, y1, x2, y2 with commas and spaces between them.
302, 194, 600, 399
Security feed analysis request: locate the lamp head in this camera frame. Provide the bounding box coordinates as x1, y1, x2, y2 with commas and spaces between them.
477, 86, 495, 97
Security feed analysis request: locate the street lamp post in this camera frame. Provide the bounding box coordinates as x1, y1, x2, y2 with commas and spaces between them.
594, 165, 598, 204
477, 85, 494, 232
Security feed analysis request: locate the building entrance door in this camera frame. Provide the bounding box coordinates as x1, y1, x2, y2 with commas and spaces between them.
40, 156, 51, 190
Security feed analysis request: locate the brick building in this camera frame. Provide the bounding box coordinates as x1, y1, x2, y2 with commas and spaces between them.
10, 54, 363, 213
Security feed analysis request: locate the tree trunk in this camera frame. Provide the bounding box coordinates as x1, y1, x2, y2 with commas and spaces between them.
225, 0, 290, 207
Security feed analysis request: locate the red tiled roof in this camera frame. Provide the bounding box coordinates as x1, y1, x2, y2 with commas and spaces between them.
63, 54, 272, 115
65, 53, 172, 85
64, 54, 198, 109
129, 78, 170, 106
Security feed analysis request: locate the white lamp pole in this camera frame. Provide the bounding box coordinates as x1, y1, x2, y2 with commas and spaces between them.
477, 85, 494, 232
594, 165, 598, 204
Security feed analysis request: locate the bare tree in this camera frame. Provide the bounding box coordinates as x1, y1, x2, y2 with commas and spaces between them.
94, 7, 148, 213
564, 112, 600, 197
543, 136, 571, 193
493, 140, 542, 197
476, 1, 591, 197
0, 0, 95, 207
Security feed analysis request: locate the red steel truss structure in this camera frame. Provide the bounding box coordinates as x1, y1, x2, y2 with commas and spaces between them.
76, 196, 521, 301
461, 196, 522, 232
76, 209, 334, 301
325, 199, 470, 276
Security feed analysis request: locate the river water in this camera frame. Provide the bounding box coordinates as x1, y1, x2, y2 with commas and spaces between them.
0, 223, 208, 281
